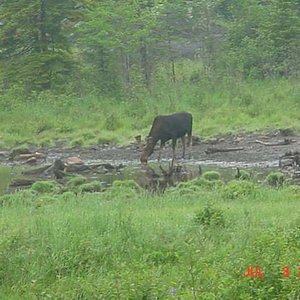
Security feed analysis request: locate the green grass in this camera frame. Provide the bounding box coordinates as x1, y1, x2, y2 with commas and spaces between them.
1, 181, 300, 299
0, 165, 12, 195
0, 77, 299, 147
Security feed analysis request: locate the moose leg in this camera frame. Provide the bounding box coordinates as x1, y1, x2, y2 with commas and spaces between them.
181, 136, 186, 159
187, 132, 192, 159
158, 142, 165, 163
171, 138, 177, 167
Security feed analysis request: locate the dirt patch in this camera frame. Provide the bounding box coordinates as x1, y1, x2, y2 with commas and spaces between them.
1, 130, 299, 193
0, 131, 299, 167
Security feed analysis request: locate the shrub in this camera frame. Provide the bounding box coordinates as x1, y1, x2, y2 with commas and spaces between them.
66, 176, 87, 190
79, 181, 103, 193
266, 172, 285, 188
223, 180, 257, 200
235, 169, 251, 181
169, 178, 224, 196
194, 203, 225, 227
103, 180, 143, 199
31, 181, 60, 194
203, 171, 221, 181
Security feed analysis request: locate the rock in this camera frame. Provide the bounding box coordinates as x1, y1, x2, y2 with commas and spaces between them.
64, 156, 84, 165
191, 135, 201, 145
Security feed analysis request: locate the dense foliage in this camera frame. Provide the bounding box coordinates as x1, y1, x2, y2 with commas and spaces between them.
0, 0, 299, 94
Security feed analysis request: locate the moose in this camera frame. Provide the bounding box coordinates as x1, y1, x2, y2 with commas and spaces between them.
140, 112, 193, 165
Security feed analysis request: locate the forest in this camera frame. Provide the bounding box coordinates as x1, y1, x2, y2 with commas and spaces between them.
1, 0, 299, 92
0, 0, 299, 147
1, 2, 300, 299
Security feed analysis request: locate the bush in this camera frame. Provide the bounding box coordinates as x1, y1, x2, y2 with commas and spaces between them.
235, 169, 251, 181
203, 171, 221, 181
31, 181, 60, 194
169, 178, 224, 196
103, 180, 143, 199
194, 203, 225, 227
66, 176, 87, 191
266, 172, 285, 188
79, 181, 103, 193
223, 180, 257, 200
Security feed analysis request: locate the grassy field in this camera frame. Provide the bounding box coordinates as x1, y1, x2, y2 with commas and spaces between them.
1, 179, 300, 299
0, 77, 299, 148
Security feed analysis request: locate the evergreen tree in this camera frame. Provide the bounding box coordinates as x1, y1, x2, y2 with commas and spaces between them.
0, 0, 80, 91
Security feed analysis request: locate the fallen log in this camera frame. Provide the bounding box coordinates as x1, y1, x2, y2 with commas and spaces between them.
205, 147, 244, 154
255, 138, 296, 146
10, 178, 37, 187
22, 164, 52, 176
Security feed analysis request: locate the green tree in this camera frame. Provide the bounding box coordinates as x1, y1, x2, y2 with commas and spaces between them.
0, 0, 80, 92
221, 0, 300, 78
79, 0, 161, 94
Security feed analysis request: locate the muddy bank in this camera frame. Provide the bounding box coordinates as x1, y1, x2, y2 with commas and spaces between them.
0, 130, 299, 193
1, 130, 298, 167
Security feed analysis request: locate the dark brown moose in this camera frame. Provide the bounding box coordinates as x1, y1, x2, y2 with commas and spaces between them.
140, 112, 193, 165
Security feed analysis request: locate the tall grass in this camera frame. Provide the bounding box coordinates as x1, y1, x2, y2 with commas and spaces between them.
0, 165, 11, 195
0, 75, 299, 147
1, 183, 300, 299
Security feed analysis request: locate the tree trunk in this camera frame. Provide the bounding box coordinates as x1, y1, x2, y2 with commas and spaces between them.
140, 40, 151, 87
